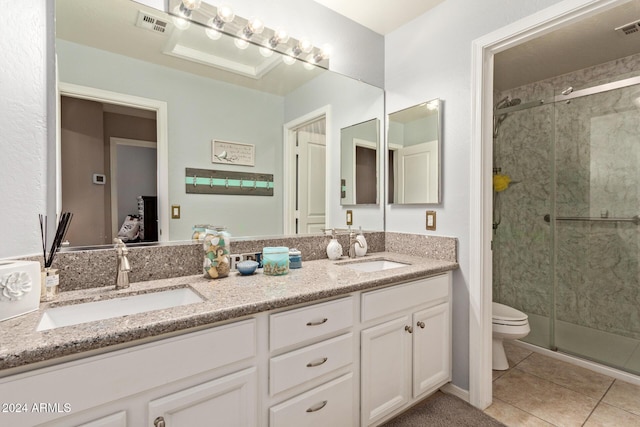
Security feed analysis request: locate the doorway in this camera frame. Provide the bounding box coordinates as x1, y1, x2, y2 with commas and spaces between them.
57, 83, 169, 246
470, 0, 636, 409
283, 107, 330, 235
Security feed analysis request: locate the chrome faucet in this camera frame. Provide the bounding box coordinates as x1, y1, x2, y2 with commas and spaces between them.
348, 230, 364, 259
113, 238, 131, 289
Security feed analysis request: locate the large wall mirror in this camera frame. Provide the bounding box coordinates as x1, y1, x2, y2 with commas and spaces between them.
340, 119, 379, 205
387, 99, 442, 204
54, 0, 384, 248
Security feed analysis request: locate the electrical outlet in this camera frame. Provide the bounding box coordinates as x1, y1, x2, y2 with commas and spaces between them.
346, 210, 353, 225
229, 254, 242, 271
426, 210, 436, 231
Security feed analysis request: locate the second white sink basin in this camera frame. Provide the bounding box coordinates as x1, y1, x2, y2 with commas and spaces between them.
37, 287, 203, 331
341, 259, 409, 273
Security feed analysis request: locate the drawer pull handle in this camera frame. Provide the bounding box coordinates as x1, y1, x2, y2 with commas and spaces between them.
306, 318, 328, 326
417, 321, 426, 329
405, 325, 413, 333
153, 417, 166, 427
306, 357, 328, 367
306, 400, 328, 413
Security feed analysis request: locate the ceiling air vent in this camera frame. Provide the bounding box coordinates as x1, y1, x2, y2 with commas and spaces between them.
615, 19, 640, 36
136, 10, 170, 35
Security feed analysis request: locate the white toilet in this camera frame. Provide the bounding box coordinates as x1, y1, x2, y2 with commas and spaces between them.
492, 302, 530, 370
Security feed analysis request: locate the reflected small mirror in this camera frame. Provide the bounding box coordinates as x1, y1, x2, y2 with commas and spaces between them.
340, 119, 379, 205
387, 99, 442, 204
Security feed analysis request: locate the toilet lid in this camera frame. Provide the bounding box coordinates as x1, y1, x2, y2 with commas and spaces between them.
492, 302, 528, 322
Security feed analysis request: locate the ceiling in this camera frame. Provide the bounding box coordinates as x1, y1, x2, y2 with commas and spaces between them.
311, 0, 446, 35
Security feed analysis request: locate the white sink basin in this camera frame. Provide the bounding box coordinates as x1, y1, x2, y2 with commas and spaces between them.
37, 287, 203, 331
341, 259, 409, 273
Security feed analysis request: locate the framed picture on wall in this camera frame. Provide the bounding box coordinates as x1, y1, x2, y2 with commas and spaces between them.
211, 140, 255, 166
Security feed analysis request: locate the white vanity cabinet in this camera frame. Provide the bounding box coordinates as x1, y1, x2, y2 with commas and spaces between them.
0, 319, 257, 427
268, 296, 356, 427
360, 274, 451, 426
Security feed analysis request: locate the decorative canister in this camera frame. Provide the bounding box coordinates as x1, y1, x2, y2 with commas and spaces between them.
192, 224, 210, 242
289, 249, 302, 269
203, 227, 231, 279
262, 247, 289, 276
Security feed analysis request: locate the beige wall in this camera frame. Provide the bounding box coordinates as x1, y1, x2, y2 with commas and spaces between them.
60, 97, 106, 246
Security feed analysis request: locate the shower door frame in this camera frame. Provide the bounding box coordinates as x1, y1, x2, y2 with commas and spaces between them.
468, 0, 632, 410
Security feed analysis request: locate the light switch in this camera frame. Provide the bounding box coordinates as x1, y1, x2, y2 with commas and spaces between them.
346, 210, 353, 225
171, 205, 181, 219
426, 210, 436, 230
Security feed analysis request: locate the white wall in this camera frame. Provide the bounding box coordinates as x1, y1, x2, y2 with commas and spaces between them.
0, 0, 51, 259
385, 0, 563, 390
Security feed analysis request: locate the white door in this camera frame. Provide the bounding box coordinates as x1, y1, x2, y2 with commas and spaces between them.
298, 130, 326, 234
148, 368, 257, 427
397, 140, 438, 203
360, 316, 412, 426
413, 304, 451, 397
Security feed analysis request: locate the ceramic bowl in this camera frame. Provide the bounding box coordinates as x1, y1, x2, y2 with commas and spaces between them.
237, 260, 259, 275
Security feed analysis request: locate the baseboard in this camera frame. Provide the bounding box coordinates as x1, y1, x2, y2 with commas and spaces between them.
440, 383, 470, 402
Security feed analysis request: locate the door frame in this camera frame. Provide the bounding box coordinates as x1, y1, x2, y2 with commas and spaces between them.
283, 105, 331, 235
469, 0, 628, 409
58, 82, 169, 242
109, 137, 157, 237
352, 138, 377, 205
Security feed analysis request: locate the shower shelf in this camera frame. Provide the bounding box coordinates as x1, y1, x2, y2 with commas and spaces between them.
543, 214, 640, 225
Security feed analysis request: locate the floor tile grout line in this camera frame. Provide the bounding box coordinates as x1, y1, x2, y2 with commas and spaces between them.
581, 379, 617, 426
490, 396, 558, 427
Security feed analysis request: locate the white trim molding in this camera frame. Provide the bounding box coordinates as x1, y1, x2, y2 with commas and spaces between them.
57, 82, 169, 242
469, 0, 629, 410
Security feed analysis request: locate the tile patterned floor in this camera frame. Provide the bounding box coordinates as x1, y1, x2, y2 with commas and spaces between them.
484, 341, 640, 426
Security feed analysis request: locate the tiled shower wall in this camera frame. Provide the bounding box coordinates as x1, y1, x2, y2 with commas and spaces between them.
493, 52, 640, 340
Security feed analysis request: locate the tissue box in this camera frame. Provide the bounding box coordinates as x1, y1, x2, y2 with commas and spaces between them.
0, 260, 41, 322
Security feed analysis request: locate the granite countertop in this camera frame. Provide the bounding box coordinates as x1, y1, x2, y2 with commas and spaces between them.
0, 252, 458, 374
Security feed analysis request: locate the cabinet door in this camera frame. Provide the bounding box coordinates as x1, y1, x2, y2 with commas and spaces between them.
413, 303, 451, 397
148, 367, 257, 427
360, 315, 412, 426
75, 411, 127, 427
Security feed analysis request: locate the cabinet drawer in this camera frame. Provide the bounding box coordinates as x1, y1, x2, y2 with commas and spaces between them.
270, 373, 354, 427
270, 333, 353, 395
270, 297, 354, 351
361, 274, 449, 323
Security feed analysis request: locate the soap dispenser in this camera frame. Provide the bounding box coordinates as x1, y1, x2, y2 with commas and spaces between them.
326, 229, 343, 260
355, 226, 368, 257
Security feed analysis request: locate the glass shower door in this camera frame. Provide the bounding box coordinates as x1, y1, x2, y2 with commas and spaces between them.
552, 79, 640, 374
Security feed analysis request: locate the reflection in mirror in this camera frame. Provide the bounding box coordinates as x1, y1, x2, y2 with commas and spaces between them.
387, 99, 442, 204
340, 119, 379, 205
54, 0, 384, 248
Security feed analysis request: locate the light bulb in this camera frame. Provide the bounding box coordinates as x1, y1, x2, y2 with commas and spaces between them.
273, 28, 289, 44
181, 0, 202, 11
259, 40, 273, 57
282, 50, 296, 65
217, 4, 235, 23
172, 6, 191, 30
248, 17, 264, 35
234, 31, 250, 50
319, 44, 332, 59
303, 55, 315, 70
298, 38, 313, 53
205, 19, 222, 40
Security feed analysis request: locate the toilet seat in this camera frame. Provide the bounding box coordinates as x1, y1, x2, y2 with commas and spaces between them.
492, 302, 528, 325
